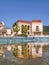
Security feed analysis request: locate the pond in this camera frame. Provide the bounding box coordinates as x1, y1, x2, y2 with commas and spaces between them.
0, 36, 49, 65
0, 52, 49, 65
0, 36, 49, 44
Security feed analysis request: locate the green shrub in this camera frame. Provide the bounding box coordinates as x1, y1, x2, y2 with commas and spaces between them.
13, 48, 18, 57
18, 34, 27, 37
22, 44, 27, 56
43, 45, 49, 52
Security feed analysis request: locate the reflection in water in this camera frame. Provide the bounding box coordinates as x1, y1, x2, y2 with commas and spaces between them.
0, 51, 49, 65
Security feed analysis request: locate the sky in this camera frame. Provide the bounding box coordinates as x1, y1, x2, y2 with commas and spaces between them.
0, 0, 49, 28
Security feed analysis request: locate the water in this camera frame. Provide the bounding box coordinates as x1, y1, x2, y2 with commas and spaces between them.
0, 36, 49, 65
0, 52, 49, 65
4, 51, 15, 58
0, 37, 49, 44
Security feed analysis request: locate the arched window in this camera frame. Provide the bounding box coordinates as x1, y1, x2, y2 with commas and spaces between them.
28, 32, 29, 34
28, 45, 29, 48
28, 25, 30, 30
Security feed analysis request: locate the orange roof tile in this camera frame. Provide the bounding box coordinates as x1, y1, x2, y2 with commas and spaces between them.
32, 20, 42, 22
16, 20, 32, 24
16, 20, 42, 24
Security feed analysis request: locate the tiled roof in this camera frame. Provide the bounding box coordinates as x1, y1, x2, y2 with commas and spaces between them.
32, 20, 42, 22
16, 20, 42, 24
16, 20, 32, 24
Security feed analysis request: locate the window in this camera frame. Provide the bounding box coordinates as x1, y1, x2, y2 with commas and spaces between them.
36, 26, 39, 31
28, 32, 29, 34
28, 45, 29, 48
28, 25, 30, 30
28, 49, 29, 55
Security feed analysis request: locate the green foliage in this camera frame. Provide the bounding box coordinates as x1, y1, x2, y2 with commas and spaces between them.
43, 26, 49, 35
43, 26, 49, 32
21, 25, 27, 35
13, 48, 18, 57
22, 44, 27, 56
13, 44, 27, 58
43, 45, 49, 52
12, 22, 20, 34
18, 34, 27, 37
43, 32, 49, 35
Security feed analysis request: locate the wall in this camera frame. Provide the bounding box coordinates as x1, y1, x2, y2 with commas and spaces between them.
17, 22, 31, 35
17, 21, 43, 36
32, 22, 43, 35
6, 28, 11, 35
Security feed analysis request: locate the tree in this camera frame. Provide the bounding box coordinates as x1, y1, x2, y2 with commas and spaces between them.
21, 25, 27, 35
43, 44, 49, 52
13, 48, 18, 57
12, 22, 20, 35
22, 44, 27, 57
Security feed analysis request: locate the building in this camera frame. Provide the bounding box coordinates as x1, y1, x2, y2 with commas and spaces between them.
16, 20, 43, 36
13, 43, 43, 58
5, 28, 11, 36
0, 22, 4, 30
0, 22, 11, 36
0, 22, 6, 36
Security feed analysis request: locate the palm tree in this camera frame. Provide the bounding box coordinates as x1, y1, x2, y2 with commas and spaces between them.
12, 22, 20, 35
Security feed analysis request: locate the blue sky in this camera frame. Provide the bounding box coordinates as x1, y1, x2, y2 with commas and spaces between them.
0, 0, 49, 28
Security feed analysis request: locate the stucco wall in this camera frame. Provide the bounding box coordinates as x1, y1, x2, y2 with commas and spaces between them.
32, 22, 43, 32
17, 21, 43, 35
6, 29, 11, 35
17, 22, 31, 35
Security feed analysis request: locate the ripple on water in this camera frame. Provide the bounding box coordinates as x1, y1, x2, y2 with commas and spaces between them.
0, 52, 49, 65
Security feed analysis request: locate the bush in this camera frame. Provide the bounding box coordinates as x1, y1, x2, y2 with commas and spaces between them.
18, 34, 27, 37
43, 44, 49, 52
13, 48, 18, 57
